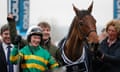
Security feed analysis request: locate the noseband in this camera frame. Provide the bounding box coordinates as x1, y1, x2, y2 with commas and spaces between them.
77, 15, 99, 52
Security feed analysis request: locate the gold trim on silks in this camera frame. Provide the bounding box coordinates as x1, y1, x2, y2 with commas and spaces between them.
24, 55, 49, 64
50, 63, 59, 69
10, 52, 23, 62
21, 63, 45, 71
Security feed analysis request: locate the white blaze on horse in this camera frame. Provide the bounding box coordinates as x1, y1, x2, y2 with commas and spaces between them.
55, 2, 99, 72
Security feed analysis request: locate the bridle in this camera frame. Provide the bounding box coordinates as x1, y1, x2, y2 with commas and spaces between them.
77, 15, 96, 41
76, 14, 98, 51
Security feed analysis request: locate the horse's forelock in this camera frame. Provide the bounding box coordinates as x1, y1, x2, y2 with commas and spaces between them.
77, 10, 90, 18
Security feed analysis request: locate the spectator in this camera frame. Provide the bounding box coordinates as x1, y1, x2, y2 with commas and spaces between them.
0, 24, 18, 72
95, 19, 120, 72
10, 26, 59, 72
37, 22, 58, 59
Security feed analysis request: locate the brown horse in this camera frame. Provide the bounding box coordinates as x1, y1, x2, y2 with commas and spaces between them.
56, 2, 99, 72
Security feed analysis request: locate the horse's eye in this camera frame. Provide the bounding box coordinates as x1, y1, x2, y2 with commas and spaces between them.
79, 22, 83, 26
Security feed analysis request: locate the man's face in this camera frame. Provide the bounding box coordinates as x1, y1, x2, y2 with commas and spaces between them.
30, 35, 41, 47
1, 30, 11, 44
41, 27, 50, 40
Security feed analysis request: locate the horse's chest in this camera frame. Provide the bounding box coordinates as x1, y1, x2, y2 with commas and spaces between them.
61, 47, 86, 65
60, 47, 89, 72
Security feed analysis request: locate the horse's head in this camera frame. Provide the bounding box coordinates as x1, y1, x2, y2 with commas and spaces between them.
72, 2, 99, 44
62, 2, 99, 62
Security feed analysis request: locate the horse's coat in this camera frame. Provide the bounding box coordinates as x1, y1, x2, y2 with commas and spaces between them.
56, 2, 99, 72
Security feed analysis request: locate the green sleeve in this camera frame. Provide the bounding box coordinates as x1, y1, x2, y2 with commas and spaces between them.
10, 45, 22, 64
48, 55, 59, 69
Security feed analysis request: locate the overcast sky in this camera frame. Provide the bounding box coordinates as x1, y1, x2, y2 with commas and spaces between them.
0, 0, 113, 42
30, 0, 113, 33
0, 0, 113, 31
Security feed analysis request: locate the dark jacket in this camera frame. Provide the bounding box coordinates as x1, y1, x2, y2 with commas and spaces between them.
96, 37, 120, 72
42, 38, 58, 58
0, 42, 8, 72
8, 17, 27, 49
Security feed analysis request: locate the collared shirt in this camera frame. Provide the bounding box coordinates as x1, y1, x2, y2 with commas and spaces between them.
2, 42, 13, 61
107, 39, 117, 47
2, 42, 18, 72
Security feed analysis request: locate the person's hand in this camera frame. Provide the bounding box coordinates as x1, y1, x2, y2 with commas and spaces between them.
88, 43, 99, 54
95, 49, 104, 59
7, 13, 15, 21
13, 35, 22, 45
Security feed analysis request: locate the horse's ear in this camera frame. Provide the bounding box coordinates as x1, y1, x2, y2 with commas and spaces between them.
73, 4, 79, 16
88, 1, 93, 14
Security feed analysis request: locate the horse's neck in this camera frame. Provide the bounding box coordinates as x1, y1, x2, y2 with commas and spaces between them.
64, 35, 84, 61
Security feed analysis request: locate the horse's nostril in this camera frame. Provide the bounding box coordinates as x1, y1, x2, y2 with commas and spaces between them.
79, 22, 83, 26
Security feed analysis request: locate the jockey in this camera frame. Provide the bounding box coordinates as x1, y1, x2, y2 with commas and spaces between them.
10, 26, 59, 72
8, 14, 58, 61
